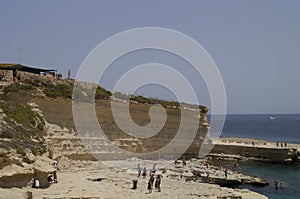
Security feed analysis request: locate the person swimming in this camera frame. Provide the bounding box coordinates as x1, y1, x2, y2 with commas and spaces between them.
273, 179, 279, 189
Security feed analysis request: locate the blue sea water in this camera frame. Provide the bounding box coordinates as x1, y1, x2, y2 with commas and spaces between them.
238, 162, 300, 199
214, 114, 300, 144
209, 114, 300, 199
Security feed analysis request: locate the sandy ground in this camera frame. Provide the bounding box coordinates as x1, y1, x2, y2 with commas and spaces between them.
0, 159, 268, 199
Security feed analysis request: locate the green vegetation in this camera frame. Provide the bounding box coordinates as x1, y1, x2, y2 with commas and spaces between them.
3, 84, 20, 95
44, 83, 112, 100
130, 95, 180, 108
96, 86, 112, 99
0, 101, 46, 156
72, 84, 112, 102
112, 92, 208, 112
44, 83, 72, 98
16, 144, 26, 156
4, 77, 205, 112
199, 105, 208, 113
129, 95, 207, 112
0, 102, 45, 130
3, 83, 33, 95
42, 82, 208, 112
113, 92, 129, 100
20, 83, 33, 89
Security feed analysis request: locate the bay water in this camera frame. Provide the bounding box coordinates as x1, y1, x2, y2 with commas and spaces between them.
210, 114, 300, 199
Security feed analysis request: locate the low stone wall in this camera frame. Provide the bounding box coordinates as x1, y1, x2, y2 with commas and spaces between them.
210, 144, 298, 163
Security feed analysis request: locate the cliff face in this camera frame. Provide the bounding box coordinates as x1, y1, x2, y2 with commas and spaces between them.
39, 93, 210, 161
0, 71, 209, 166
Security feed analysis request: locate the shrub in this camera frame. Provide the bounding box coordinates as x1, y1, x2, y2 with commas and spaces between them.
16, 145, 26, 156
96, 86, 112, 99
30, 147, 38, 156
20, 83, 32, 90
199, 105, 208, 113
113, 92, 129, 100
3, 83, 33, 95
3, 84, 19, 95
44, 83, 72, 98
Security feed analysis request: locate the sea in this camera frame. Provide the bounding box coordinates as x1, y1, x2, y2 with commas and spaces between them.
210, 114, 300, 199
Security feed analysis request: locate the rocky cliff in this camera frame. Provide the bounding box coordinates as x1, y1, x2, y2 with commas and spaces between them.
0, 71, 210, 188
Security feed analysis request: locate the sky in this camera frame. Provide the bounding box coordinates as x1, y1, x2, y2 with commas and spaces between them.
0, 0, 300, 114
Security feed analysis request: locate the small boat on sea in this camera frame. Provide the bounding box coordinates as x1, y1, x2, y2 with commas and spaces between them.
269, 116, 277, 120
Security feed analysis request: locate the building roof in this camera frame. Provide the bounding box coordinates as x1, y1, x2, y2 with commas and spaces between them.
0, 63, 57, 74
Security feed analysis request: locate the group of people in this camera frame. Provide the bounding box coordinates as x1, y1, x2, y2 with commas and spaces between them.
276, 142, 287, 148
47, 161, 59, 185
137, 164, 147, 178
137, 163, 162, 193
147, 173, 161, 193
273, 179, 284, 189
32, 171, 58, 189
32, 160, 59, 188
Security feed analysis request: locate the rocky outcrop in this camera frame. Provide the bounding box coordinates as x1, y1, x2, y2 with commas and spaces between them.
0, 158, 56, 188
168, 159, 268, 188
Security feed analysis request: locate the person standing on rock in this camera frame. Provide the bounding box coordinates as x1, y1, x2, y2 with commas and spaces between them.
224, 168, 228, 178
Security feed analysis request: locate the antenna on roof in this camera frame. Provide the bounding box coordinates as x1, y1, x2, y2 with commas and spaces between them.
17, 48, 22, 64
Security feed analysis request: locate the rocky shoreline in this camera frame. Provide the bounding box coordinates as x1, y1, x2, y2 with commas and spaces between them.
1, 111, 296, 198
0, 158, 268, 199
166, 159, 269, 187
2, 120, 296, 199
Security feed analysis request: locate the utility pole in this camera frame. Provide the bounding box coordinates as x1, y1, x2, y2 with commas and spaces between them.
17, 48, 22, 64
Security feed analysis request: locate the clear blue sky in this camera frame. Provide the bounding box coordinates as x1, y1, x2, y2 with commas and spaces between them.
1, 0, 299, 114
